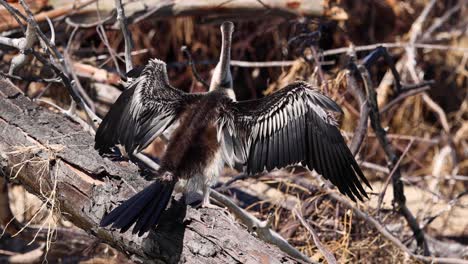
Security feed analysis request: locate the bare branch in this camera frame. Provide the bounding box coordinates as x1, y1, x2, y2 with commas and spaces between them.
321, 42, 468, 57
346, 69, 369, 156
357, 63, 430, 255
114, 0, 133, 73
293, 208, 337, 264
2, 0, 102, 129
131, 0, 324, 24
210, 190, 313, 263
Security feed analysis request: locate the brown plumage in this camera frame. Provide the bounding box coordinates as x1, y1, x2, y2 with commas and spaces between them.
161, 95, 221, 179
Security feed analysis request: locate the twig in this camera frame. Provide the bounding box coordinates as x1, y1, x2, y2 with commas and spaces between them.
343, 131, 439, 144
309, 46, 329, 94
403, 0, 458, 175
231, 60, 296, 67
345, 43, 432, 255
130, 0, 323, 24
96, 24, 124, 77
0, 0, 27, 32
4, 0, 102, 129
380, 85, 431, 113
210, 190, 313, 263
0, 0, 97, 32
376, 139, 414, 215
217, 173, 249, 190
114, 0, 133, 73
358, 62, 430, 255
64, 14, 114, 29
326, 191, 467, 264
359, 161, 389, 173
0, 73, 60, 85
2, 1, 100, 129
346, 69, 369, 155
293, 208, 337, 264
422, 2, 463, 41
181, 46, 210, 89
321, 42, 468, 57
0, 23, 37, 75
64, 26, 96, 113
421, 93, 451, 133
292, 176, 464, 263
408, 0, 437, 44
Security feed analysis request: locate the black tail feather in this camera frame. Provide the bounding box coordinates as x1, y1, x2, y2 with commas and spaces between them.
131, 186, 166, 235
100, 180, 175, 236
136, 185, 173, 236
113, 186, 157, 233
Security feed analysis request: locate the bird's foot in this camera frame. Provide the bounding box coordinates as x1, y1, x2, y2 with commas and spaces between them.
200, 200, 218, 209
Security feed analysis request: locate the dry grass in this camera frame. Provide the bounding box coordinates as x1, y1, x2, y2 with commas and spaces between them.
1, 143, 66, 262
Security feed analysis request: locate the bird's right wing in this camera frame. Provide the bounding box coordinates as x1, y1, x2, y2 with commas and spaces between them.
218, 81, 371, 201
95, 59, 204, 155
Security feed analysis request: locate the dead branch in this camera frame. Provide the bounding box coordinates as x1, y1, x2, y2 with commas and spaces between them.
0, 0, 97, 32
0, 23, 36, 75
321, 42, 468, 57
346, 69, 369, 155
5, 1, 101, 129
128, 0, 324, 24
357, 62, 430, 255
294, 178, 468, 264
210, 190, 312, 263
328, 191, 468, 264
293, 208, 337, 264
114, 0, 133, 73
0, 78, 302, 263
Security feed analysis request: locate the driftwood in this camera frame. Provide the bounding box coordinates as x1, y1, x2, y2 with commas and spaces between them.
0, 0, 325, 32
0, 78, 301, 263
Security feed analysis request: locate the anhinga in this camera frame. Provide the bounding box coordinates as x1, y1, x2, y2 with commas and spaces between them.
96, 22, 371, 236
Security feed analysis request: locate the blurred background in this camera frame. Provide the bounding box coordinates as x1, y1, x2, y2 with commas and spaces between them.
0, 0, 466, 263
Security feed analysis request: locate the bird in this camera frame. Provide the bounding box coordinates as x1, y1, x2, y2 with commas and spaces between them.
95, 21, 371, 237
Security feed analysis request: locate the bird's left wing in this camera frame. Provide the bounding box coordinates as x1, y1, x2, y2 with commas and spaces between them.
218, 81, 371, 201
95, 59, 204, 156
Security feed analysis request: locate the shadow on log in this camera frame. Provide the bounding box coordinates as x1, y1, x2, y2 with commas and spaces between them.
0, 78, 300, 263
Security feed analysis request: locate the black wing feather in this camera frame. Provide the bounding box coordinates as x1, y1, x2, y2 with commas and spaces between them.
220, 81, 371, 201
95, 59, 203, 156
95, 87, 136, 153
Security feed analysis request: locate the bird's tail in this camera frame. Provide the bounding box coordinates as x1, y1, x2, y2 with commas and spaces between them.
100, 174, 176, 236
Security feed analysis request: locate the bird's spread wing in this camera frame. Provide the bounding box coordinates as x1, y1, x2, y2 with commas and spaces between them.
218, 81, 371, 201
95, 59, 203, 155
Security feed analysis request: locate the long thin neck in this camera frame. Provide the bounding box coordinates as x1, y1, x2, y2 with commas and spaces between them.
219, 22, 232, 78
209, 22, 234, 91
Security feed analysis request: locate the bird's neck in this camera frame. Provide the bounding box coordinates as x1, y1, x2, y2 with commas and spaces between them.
209, 22, 233, 92
218, 28, 231, 82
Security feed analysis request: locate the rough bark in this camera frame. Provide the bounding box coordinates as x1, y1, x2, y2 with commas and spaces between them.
0, 78, 300, 264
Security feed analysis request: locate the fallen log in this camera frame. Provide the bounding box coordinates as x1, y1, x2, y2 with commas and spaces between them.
0, 0, 326, 32
0, 77, 300, 263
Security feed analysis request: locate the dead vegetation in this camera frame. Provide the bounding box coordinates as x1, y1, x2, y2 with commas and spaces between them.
0, 0, 467, 263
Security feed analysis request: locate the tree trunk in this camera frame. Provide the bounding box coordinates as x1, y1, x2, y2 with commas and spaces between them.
0, 78, 300, 263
